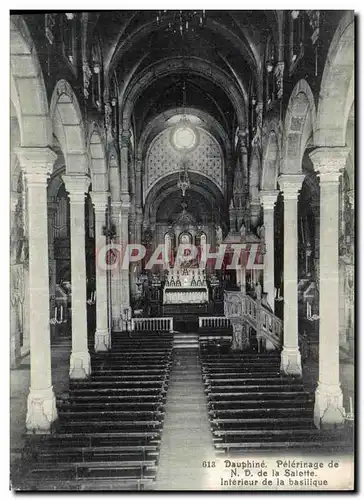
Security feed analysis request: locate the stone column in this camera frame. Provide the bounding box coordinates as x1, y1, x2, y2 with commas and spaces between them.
260, 190, 279, 309
250, 201, 261, 231
16, 147, 58, 432
47, 197, 57, 339
110, 201, 122, 330
309, 147, 349, 428
120, 131, 130, 196
63, 174, 91, 379
10, 192, 21, 369
90, 191, 110, 351
278, 174, 305, 376
120, 199, 131, 329
238, 129, 249, 225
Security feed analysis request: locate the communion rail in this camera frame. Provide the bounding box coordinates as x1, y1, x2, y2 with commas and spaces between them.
131, 317, 174, 332
198, 316, 231, 329
224, 291, 283, 349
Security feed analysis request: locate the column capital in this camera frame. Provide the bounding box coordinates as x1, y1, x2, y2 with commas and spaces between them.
260, 190, 279, 209
110, 201, 122, 211
63, 174, 91, 203
309, 147, 349, 182
90, 191, 109, 212
347, 189, 355, 209
135, 160, 142, 173
16, 147, 57, 185
10, 191, 19, 212
238, 129, 248, 150
278, 174, 305, 199
120, 130, 131, 148
121, 193, 131, 208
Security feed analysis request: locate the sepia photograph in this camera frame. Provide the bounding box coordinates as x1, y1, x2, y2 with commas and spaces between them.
9, 8, 355, 491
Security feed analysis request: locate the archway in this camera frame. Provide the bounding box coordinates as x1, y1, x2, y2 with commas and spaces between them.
50, 79, 88, 174
315, 11, 354, 147
261, 130, 280, 190
89, 127, 108, 191
283, 79, 316, 174
121, 57, 247, 131
10, 15, 50, 147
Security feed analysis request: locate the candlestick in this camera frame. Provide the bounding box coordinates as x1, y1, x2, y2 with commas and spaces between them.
60, 305, 63, 322
54, 306, 57, 320
349, 396, 353, 415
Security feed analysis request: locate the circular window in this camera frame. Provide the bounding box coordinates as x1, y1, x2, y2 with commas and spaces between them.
174, 126, 196, 149
170, 122, 199, 152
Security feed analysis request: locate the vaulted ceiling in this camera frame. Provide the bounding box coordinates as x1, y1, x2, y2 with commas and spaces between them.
85, 11, 280, 142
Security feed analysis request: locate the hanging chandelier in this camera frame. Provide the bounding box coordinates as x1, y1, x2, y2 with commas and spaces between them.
177, 157, 191, 197
156, 10, 206, 36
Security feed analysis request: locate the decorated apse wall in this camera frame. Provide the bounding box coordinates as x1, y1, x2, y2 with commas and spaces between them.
144, 122, 224, 200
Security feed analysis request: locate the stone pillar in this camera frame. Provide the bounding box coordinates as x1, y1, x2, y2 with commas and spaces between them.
120, 131, 130, 196
120, 199, 131, 329
309, 147, 349, 428
278, 174, 305, 376
236, 266, 246, 295
47, 197, 57, 339
91, 191, 110, 351
10, 192, 21, 369
16, 147, 58, 432
110, 201, 122, 330
250, 201, 261, 231
260, 190, 279, 309
63, 174, 91, 379
238, 129, 249, 225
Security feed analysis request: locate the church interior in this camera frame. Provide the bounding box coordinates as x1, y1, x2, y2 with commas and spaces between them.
10, 10, 354, 490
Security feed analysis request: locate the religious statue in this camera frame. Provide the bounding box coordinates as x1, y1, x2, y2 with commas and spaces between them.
258, 224, 265, 241
255, 281, 262, 300
215, 224, 223, 245
239, 222, 246, 240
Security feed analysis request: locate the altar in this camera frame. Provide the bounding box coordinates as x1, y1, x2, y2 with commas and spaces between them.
163, 267, 209, 304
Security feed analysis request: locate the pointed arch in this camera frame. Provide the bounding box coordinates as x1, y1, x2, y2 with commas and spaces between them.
315, 11, 354, 146
10, 15, 50, 147
283, 79, 316, 174
261, 130, 279, 190
50, 79, 88, 174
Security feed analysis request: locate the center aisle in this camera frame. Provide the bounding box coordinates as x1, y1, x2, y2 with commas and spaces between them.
156, 346, 215, 490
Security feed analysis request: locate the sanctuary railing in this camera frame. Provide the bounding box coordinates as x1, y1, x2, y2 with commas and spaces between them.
198, 316, 231, 329
131, 317, 174, 332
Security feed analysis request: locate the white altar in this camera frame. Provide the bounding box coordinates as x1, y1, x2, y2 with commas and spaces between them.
163, 267, 208, 304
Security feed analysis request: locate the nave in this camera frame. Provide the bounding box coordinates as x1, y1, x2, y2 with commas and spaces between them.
13, 331, 353, 491
9, 10, 355, 491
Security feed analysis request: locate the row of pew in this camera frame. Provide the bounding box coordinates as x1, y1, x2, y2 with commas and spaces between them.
19, 332, 174, 491
200, 340, 348, 454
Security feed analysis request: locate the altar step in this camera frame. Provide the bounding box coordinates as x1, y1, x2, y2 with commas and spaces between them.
173, 333, 199, 350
